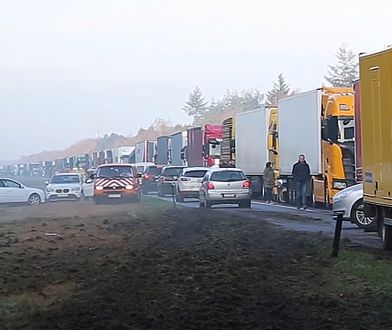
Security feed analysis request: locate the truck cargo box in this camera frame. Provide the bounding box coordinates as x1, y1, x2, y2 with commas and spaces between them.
170, 131, 187, 166
235, 107, 268, 176
279, 90, 322, 176
156, 136, 170, 165
360, 48, 392, 206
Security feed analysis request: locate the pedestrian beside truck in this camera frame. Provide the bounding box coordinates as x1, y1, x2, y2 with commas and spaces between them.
263, 162, 275, 204
292, 154, 311, 210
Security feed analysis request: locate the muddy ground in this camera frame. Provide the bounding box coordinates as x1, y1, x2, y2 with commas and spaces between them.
1, 198, 392, 330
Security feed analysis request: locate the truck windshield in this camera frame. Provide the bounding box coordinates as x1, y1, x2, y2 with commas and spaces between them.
337, 118, 354, 143
209, 143, 221, 157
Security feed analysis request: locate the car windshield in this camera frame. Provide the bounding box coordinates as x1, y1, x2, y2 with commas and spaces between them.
183, 170, 207, 178
51, 175, 80, 184
210, 170, 246, 182
163, 167, 184, 176
97, 166, 133, 178
147, 166, 161, 175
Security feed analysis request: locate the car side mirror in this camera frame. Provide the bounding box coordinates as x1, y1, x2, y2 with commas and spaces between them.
137, 173, 142, 178
45, 181, 49, 185
85, 178, 93, 184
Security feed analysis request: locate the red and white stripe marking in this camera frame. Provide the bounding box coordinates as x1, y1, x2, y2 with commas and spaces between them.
95, 178, 134, 188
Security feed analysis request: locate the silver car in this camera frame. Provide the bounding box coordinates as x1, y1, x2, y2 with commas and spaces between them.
332, 183, 374, 229
199, 168, 251, 208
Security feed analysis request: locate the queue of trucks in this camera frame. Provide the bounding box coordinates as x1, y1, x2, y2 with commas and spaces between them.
4, 47, 392, 248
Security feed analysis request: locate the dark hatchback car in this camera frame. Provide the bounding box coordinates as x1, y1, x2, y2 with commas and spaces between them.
157, 166, 185, 196
141, 165, 162, 194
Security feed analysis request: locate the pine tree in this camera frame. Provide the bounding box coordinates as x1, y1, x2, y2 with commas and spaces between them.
182, 86, 209, 124
266, 74, 291, 106
325, 43, 358, 87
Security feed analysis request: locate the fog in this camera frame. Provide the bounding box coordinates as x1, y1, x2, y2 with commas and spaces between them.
1, 0, 390, 160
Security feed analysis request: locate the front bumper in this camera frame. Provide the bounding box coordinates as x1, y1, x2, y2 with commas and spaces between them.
47, 192, 81, 201
332, 199, 351, 220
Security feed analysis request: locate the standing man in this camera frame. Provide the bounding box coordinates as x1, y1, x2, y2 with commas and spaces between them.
292, 154, 311, 210
263, 162, 275, 204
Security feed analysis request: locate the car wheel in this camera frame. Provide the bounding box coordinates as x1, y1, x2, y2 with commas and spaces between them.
176, 191, 184, 202
351, 200, 374, 229
382, 224, 392, 251
28, 193, 41, 205
240, 200, 251, 209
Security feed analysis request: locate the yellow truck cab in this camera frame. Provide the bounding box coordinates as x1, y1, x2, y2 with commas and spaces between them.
360, 48, 392, 249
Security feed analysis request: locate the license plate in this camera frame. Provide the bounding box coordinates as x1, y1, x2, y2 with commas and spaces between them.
223, 194, 236, 198
108, 194, 121, 198
58, 194, 69, 197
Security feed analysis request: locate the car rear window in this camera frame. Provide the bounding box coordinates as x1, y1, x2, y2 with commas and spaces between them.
97, 166, 133, 178
210, 171, 246, 182
146, 166, 161, 175
162, 167, 184, 176
183, 170, 207, 178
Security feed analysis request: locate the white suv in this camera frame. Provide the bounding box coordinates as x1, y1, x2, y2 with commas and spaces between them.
46, 173, 84, 201
176, 167, 209, 202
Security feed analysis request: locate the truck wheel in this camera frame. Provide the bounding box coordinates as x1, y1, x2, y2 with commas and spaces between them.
382, 225, 392, 251
351, 200, 375, 230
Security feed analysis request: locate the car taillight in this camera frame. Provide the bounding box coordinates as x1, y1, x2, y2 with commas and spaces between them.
207, 182, 215, 190
144, 174, 150, 179
243, 181, 251, 188
180, 177, 191, 181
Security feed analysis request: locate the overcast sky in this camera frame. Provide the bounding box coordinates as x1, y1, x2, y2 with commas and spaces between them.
1, 0, 391, 160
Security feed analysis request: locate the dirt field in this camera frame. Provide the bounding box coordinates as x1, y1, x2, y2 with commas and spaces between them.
1, 198, 392, 329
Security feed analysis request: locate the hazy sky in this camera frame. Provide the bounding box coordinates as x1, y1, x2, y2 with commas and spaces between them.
1, 0, 391, 160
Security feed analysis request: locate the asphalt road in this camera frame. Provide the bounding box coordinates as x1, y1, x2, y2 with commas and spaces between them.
0, 175, 383, 249
152, 194, 382, 249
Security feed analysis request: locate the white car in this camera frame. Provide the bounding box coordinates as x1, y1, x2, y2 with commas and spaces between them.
46, 173, 90, 201
175, 167, 209, 202
0, 178, 45, 205
332, 183, 374, 229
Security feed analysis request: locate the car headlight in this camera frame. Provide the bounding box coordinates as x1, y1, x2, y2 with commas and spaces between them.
96, 186, 104, 191
46, 188, 54, 192
333, 192, 348, 203
125, 185, 133, 190
333, 181, 347, 189
71, 187, 80, 191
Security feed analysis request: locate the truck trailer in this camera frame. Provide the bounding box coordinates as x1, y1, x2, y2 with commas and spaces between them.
185, 124, 223, 167
135, 140, 156, 163
278, 87, 355, 207
360, 48, 392, 249
155, 136, 170, 165
169, 131, 187, 166
220, 117, 236, 167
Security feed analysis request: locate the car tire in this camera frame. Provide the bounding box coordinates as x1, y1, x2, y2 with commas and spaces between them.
176, 191, 184, 202
382, 225, 392, 251
350, 199, 374, 229
240, 200, 251, 209
28, 193, 41, 206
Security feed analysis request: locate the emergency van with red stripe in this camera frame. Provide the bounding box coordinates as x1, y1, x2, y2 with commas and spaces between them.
93, 163, 141, 203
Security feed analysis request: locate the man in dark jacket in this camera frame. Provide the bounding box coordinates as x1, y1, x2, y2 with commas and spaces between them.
292, 154, 311, 210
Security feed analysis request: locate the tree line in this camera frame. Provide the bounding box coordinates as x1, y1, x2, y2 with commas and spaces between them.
183, 43, 359, 125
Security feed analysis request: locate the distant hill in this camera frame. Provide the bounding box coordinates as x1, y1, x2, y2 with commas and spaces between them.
15, 119, 189, 164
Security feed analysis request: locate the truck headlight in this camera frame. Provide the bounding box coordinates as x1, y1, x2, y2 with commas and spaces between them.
96, 186, 104, 191
125, 185, 133, 190
333, 181, 347, 189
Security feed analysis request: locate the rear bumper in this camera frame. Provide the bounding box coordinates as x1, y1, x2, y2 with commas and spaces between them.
94, 188, 139, 199
178, 190, 199, 198
206, 191, 251, 202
